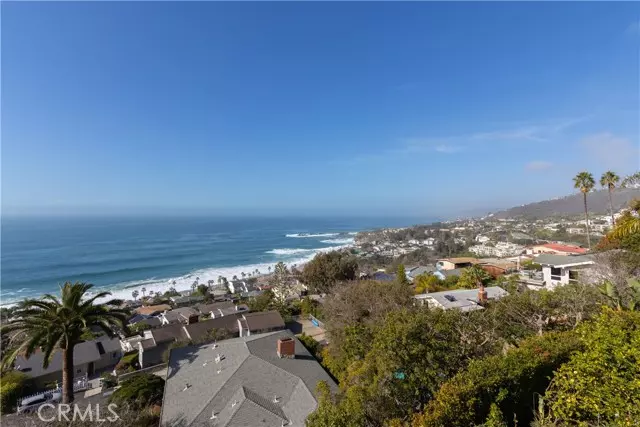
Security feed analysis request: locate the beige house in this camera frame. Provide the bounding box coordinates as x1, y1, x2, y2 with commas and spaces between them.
436, 257, 479, 271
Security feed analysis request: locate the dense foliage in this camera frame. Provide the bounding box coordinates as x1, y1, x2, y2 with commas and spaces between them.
412, 331, 581, 427
301, 251, 359, 293
0, 371, 33, 413
545, 309, 640, 425
309, 281, 611, 427
109, 373, 165, 410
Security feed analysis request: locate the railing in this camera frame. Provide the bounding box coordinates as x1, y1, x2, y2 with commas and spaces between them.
19, 375, 89, 404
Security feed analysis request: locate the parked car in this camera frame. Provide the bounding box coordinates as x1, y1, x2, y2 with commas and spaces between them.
17, 391, 62, 414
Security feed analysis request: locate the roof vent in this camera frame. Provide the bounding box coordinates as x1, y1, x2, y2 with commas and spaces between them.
231, 400, 238, 408
444, 295, 456, 302
215, 354, 225, 363
182, 384, 191, 391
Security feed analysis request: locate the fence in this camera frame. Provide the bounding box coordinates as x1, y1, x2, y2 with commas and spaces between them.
19, 375, 89, 404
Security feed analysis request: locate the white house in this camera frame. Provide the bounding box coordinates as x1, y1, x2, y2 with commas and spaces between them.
534, 254, 595, 290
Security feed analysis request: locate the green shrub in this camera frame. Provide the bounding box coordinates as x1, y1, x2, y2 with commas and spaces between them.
115, 350, 139, 373
413, 330, 582, 427
545, 309, 640, 425
0, 371, 33, 413
101, 372, 117, 389
109, 373, 165, 410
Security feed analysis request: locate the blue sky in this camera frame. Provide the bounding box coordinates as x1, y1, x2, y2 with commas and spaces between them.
3, 2, 639, 217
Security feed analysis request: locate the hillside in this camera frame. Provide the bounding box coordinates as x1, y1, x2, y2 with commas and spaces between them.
492, 188, 640, 219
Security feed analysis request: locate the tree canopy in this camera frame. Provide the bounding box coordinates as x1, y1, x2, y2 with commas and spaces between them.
301, 251, 359, 294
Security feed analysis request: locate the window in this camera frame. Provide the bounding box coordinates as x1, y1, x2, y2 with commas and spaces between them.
76, 369, 82, 374
112, 352, 118, 358
20, 368, 32, 373
550, 267, 562, 280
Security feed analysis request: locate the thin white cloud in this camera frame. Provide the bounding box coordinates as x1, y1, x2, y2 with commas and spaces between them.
525, 160, 553, 171
336, 116, 590, 165
434, 145, 463, 154
580, 133, 640, 172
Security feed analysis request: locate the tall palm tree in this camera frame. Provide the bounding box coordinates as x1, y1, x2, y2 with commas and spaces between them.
1, 283, 128, 403
600, 171, 620, 226
573, 171, 596, 249
132, 290, 139, 301
141, 287, 147, 299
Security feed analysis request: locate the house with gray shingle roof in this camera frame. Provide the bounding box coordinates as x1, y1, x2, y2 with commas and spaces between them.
160, 330, 337, 426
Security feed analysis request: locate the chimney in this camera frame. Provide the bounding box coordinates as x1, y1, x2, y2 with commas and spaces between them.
478, 284, 488, 304
277, 337, 295, 359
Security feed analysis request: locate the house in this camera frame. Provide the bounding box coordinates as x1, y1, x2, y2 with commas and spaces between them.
475, 235, 491, 243
15, 337, 122, 389
525, 243, 588, 256
135, 304, 172, 317
136, 311, 285, 367
436, 257, 479, 271
533, 254, 595, 290
159, 307, 200, 326
432, 268, 465, 280
228, 280, 249, 294
183, 315, 243, 342
239, 311, 286, 337
170, 295, 205, 307
137, 324, 190, 368
406, 266, 437, 282
414, 287, 508, 312
196, 301, 249, 318
469, 242, 524, 257
160, 330, 338, 427
477, 259, 517, 278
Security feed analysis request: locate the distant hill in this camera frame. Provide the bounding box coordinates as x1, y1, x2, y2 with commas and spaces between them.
491, 188, 640, 219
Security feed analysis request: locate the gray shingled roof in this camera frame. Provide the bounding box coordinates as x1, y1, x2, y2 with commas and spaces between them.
160, 330, 337, 427
243, 311, 285, 332
197, 301, 234, 314
150, 324, 189, 344
184, 316, 240, 342
534, 254, 594, 267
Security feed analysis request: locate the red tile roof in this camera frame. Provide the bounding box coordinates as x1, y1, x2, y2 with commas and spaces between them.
540, 243, 588, 254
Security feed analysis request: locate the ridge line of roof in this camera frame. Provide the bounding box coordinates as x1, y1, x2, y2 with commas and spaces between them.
185, 342, 253, 426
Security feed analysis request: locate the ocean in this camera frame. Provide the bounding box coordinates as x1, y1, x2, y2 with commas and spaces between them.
1, 216, 424, 306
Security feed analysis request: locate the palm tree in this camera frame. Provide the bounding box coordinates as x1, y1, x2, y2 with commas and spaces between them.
132, 290, 139, 301
1, 282, 128, 403
268, 266, 272, 273
232, 275, 238, 281
573, 171, 596, 249
241, 272, 246, 279
600, 171, 620, 226
191, 281, 197, 292
609, 199, 640, 241
141, 287, 147, 299
208, 279, 214, 287
622, 171, 640, 188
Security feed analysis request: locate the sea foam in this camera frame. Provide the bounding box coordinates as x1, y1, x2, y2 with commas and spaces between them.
285, 233, 340, 238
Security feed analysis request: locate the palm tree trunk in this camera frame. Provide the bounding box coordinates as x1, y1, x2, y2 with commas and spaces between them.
62, 346, 75, 404
583, 192, 591, 249
608, 187, 615, 226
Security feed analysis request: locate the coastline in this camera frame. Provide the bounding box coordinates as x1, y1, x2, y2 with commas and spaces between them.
0, 239, 357, 307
